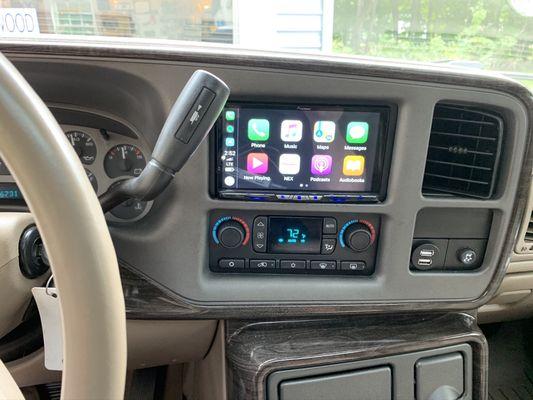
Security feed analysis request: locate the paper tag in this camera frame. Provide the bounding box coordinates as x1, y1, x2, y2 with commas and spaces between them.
32, 287, 63, 371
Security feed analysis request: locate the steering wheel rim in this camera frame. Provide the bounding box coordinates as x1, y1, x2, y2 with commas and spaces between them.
0, 53, 126, 398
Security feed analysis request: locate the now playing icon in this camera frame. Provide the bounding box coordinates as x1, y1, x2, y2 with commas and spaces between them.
247, 153, 268, 174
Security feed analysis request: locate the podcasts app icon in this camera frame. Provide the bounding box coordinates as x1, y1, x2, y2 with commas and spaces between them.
311, 155, 333, 176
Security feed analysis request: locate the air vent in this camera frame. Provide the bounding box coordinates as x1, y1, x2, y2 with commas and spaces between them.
423, 104, 503, 199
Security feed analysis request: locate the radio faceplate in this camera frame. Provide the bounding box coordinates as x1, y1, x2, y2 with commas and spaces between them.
209, 210, 380, 275
211, 103, 396, 204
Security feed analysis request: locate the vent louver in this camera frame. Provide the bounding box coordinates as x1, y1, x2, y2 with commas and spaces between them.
423, 104, 503, 199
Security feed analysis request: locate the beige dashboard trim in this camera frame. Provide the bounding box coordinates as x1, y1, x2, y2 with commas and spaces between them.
8, 319, 217, 388
0, 360, 22, 399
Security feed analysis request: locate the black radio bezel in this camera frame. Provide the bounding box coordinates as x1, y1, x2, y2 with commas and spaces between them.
210, 101, 397, 203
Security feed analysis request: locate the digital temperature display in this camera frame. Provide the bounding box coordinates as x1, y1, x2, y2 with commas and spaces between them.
268, 217, 322, 254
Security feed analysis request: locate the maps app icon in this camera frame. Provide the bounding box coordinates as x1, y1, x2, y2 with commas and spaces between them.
313, 121, 336, 143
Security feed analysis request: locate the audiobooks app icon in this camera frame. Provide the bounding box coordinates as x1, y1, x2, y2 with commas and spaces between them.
342, 155, 365, 176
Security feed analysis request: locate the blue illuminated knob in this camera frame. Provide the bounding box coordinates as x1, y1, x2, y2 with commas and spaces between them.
343, 223, 373, 252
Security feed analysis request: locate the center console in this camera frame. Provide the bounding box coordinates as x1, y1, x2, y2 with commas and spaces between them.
208, 102, 389, 276
226, 314, 486, 400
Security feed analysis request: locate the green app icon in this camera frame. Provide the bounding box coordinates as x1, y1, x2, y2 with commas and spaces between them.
225, 110, 236, 121
248, 119, 270, 141
346, 122, 369, 144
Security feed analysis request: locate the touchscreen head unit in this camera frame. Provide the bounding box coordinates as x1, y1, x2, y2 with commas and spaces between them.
213, 103, 393, 203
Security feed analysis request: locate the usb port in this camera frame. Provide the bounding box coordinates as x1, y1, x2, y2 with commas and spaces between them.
417, 258, 433, 266
420, 249, 435, 257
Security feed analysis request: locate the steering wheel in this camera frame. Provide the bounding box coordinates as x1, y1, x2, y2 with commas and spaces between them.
0, 53, 127, 399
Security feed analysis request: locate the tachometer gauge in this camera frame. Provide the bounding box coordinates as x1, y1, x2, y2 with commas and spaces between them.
104, 144, 146, 178
85, 169, 98, 193
65, 131, 97, 165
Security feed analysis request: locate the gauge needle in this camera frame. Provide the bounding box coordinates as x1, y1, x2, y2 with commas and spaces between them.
121, 146, 126, 159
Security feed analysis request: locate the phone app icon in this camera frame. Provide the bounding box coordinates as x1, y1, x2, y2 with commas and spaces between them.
313, 121, 335, 143
247, 153, 269, 174
281, 120, 303, 142
278, 154, 301, 175
225, 110, 235, 121
311, 155, 333, 176
247, 119, 270, 141
346, 122, 369, 144
342, 155, 365, 176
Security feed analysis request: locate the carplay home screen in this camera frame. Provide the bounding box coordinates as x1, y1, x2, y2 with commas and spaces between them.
219, 105, 383, 193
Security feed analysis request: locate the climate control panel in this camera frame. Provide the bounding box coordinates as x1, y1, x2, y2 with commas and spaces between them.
209, 210, 380, 275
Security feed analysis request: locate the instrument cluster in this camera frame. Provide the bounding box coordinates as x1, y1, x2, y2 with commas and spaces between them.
0, 124, 152, 222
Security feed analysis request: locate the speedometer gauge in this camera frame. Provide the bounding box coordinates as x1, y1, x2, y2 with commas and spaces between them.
65, 131, 97, 165
104, 144, 146, 178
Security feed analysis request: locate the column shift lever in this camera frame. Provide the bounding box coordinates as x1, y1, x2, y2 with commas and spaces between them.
99, 70, 230, 212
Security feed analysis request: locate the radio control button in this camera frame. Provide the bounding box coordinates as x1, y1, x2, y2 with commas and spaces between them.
323, 218, 337, 234
280, 260, 306, 270
310, 261, 336, 270
253, 217, 268, 253
218, 259, 245, 269
250, 259, 276, 269
341, 261, 367, 272
321, 238, 336, 254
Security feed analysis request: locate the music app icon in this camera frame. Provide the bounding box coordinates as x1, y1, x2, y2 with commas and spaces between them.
281, 120, 303, 142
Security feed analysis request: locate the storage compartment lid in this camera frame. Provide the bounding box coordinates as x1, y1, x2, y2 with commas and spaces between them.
279, 366, 392, 400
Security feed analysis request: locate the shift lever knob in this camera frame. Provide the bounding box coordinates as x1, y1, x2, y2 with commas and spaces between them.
99, 70, 230, 212
152, 70, 230, 173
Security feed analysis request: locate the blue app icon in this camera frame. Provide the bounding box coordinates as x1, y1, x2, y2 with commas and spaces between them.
225, 137, 235, 147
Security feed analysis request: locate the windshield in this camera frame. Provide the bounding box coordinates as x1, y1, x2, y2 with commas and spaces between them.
1, 0, 531, 89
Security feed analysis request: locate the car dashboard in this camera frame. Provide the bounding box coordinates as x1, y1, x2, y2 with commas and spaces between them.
0, 40, 531, 321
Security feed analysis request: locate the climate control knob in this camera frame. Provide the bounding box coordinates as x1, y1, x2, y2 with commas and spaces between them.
216, 220, 246, 248
343, 222, 374, 252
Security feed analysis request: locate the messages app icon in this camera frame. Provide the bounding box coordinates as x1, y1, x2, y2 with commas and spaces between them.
346, 122, 369, 144
248, 119, 270, 141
